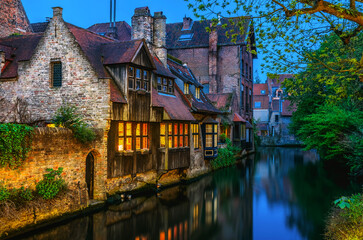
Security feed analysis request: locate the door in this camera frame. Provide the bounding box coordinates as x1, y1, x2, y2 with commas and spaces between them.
86, 152, 94, 199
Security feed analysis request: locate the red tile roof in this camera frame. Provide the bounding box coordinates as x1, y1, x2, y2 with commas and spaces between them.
110, 80, 126, 103
152, 85, 195, 121
101, 40, 144, 65
233, 113, 246, 122
206, 93, 233, 111
0, 34, 42, 79
88, 21, 132, 41
166, 18, 250, 49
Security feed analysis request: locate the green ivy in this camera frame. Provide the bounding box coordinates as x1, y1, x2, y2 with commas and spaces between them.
0, 123, 34, 169
36, 168, 65, 200
211, 138, 241, 170
0, 183, 10, 202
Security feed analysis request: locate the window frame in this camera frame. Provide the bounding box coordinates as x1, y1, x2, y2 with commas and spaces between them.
195, 88, 200, 99
118, 122, 149, 152
161, 122, 189, 148
51, 61, 62, 87
205, 123, 218, 148
128, 65, 150, 92
157, 75, 174, 95
192, 123, 200, 149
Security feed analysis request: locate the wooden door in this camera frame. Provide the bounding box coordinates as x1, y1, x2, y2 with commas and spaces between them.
86, 152, 94, 199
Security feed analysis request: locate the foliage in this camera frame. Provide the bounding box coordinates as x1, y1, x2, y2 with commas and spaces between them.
185, 0, 363, 75
0, 184, 10, 202
220, 133, 227, 143
252, 119, 261, 147
52, 104, 96, 144
9, 187, 33, 204
326, 193, 363, 240
0, 123, 34, 169
211, 138, 241, 169
36, 168, 65, 200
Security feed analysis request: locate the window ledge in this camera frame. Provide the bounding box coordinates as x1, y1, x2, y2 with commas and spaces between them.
116, 151, 134, 156
136, 149, 150, 154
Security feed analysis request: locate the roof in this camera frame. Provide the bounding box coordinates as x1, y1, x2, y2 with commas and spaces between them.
268, 74, 294, 87
0, 33, 43, 79
272, 99, 280, 111
88, 21, 132, 41
167, 58, 202, 87
166, 17, 250, 49
101, 40, 144, 65
253, 83, 268, 95
110, 80, 126, 103
206, 93, 233, 111
191, 91, 220, 114
153, 56, 175, 78
31, 22, 49, 33
152, 85, 195, 121
233, 113, 246, 122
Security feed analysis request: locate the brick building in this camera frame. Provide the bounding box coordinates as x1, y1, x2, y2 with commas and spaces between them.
252, 83, 269, 136
0, 0, 32, 37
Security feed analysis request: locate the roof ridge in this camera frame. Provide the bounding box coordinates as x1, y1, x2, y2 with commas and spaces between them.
66, 22, 116, 42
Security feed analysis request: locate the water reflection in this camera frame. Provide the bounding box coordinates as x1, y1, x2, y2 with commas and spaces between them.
18, 148, 359, 240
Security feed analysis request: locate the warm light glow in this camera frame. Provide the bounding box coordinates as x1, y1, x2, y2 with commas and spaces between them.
214, 134, 218, 147
184, 136, 189, 147
184, 124, 188, 134
161, 136, 166, 148
118, 138, 124, 151
126, 137, 132, 150
126, 122, 132, 136
160, 123, 165, 135
119, 122, 124, 136
206, 135, 212, 148
168, 228, 172, 240
143, 123, 148, 136
159, 231, 165, 240
142, 137, 148, 149
206, 124, 213, 133
174, 136, 178, 148
168, 123, 172, 135
136, 137, 141, 150
174, 123, 178, 135
136, 123, 140, 136
168, 136, 172, 148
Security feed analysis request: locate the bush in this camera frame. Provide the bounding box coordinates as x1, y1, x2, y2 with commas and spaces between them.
52, 105, 96, 144
0, 184, 10, 202
9, 187, 33, 205
211, 138, 241, 170
325, 193, 363, 240
220, 133, 227, 143
0, 123, 34, 169
36, 168, 65, 200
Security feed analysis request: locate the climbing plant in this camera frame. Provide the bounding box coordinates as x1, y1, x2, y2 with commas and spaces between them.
36, 168, 65, 200
0, 123, 34, 169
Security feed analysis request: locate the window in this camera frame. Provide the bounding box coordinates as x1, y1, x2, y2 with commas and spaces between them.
179, 33, 194, 41
157, 76, 174, 94
163, 122, 189, 148
245, 87, 249, 112
196, 88, 200, 99
241, 85, 244, 109
249, 89, 252, 111
184, 82, 189, 94
118, 122, 149, 152
261, 90, 265, 94
205, 124, 218, 148
51, 62, 62, 87
249, 66, 252, 80
275, 115, 279, 123
128, 66, 150, 91
241, 59, 244, 76
254, 101, 261, 108
192, 123, 199, 149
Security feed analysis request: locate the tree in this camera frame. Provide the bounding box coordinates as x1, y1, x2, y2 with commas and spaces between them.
185, 0, 363, 75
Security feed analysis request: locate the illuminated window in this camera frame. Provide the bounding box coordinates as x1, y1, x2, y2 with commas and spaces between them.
128, 66, 150, 91
164, 122, 189, 148
196, 88, 200, 99
118, 122, 149, 151
192, 123, 199, 149
205, 123, 218, 148
184, 83, 189, 94
160, 123, 166, 147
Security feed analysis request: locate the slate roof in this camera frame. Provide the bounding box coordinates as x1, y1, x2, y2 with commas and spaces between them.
31, 22, 49, 33
153, 57, 175, 78
88, 21, 132, 41
0, 33, 43, 79
152, 85, 195, 121
167, 58, 202, 87
166, 17, 250, 49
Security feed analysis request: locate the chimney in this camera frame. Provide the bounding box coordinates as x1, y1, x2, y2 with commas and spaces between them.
132, 7, 153, 49
153, 11, 167, 67
52, 7, 63, 19
208, 25, 218, 93
0, 51, 5, 77
182, 17, 193, 30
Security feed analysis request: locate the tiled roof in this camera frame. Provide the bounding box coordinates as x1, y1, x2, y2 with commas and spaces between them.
191, 91, 221, 114
153, 57, 175, 79
88, 21, 132, 41
110, 80, 126, 103
0, 33, 42, 79
167, 58, 202, 87
206, 93, 233, 111
166, 18, 250, 49
101, 40, 144, 65
152, 85, 195, 121
233, 113, 246, 122
268, 74, 294, 87
31, 22, 49, 33
253, 83, 268, 95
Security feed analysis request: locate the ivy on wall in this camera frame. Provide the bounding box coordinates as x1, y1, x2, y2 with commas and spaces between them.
0, 123, 34, 169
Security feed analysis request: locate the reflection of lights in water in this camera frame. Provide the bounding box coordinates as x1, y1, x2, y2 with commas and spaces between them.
184, 221, 188, 238
174, 225, 177, 239
214, 196, 218, 223
168, 228, 172, 240
179, 223, 183, 239
193, 204, 199, 232
159, 231, 165, 240
136, 236, 148, 240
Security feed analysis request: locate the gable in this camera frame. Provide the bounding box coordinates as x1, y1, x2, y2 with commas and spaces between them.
132, 45, 154, 68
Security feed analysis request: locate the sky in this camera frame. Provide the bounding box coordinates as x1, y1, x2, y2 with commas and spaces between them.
22, 0, 265, 82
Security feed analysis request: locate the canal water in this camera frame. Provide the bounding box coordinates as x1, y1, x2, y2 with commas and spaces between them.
17, 147, 360, 240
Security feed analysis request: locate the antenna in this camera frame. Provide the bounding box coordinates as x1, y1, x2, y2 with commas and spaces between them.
110, 0, 112, 28
113, 0, 116, 27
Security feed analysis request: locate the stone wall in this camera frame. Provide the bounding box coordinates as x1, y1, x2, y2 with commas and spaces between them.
0, 0, 32, 38
0, 128, 104, 196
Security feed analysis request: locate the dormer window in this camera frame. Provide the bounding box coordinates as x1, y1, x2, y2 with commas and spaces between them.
179, 33, 194, 41
196, 88, 200, 99
184, 83, 189, 94
157, 75, 174, 94
128, 66, 150, 91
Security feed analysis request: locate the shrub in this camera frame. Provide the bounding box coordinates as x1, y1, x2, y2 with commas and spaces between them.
220, 133, 227, 143
36, 168, 65, 200
211, 138, 241, 170
9, 187, 33, 204
0, 184, 10, 202
52, 105, 96, 144
0, 123, 34, 169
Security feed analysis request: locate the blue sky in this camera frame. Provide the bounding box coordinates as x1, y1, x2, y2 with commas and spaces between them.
22, 0, 264, 82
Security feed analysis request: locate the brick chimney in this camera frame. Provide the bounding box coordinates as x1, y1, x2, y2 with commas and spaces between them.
208, 26, 218, 93
132, 7, 154, 50
182, 17, 193, 30
153, 11, 167, 67
52, 7, 63, 19
0, 51, 5, 77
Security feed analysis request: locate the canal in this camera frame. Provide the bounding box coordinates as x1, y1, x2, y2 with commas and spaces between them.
16, 147, 360, 240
